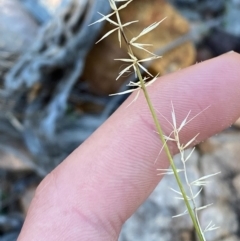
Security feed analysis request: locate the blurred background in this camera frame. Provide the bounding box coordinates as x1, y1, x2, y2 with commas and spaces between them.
0, 0, 240, 240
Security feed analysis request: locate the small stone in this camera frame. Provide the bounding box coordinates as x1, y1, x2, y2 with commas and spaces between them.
200, 204, 238, 241
200, 132, 240, 175
201, 153, 232, 203
200, 131, 240, 207
197, 131, 240, 240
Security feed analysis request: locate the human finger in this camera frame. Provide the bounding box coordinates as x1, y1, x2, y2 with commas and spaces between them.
18, 52, 240, 241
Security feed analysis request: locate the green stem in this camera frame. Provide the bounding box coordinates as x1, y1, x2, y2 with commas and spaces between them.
136, 68, 205, 241
116, 8, 205, 241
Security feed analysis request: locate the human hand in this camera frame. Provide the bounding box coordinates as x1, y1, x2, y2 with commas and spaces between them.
18, 52, 240, 241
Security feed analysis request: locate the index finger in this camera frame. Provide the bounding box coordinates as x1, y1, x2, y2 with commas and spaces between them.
18, 52, 240, 241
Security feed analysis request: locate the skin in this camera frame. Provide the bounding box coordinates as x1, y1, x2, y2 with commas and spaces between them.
18, 52, 240, 241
